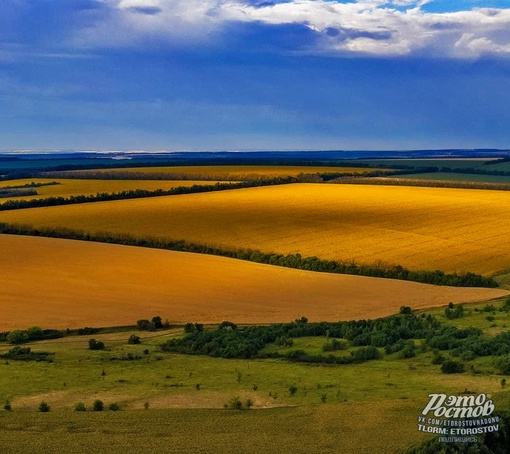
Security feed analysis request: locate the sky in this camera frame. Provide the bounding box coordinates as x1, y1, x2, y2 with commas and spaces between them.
1, 0, 510, 152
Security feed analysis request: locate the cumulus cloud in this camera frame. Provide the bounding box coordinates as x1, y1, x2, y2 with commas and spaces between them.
70, 0, 510, 58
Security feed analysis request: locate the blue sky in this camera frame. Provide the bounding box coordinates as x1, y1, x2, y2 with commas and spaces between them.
1, 0, 510, 151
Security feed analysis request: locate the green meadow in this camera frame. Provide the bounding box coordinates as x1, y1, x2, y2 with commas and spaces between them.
2, 299, 510, 453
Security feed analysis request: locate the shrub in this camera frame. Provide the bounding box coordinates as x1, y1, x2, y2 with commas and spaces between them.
128, 334, 141, 345
4, 400, 11, 411
225, 396, 243, 410
92, 399, 104, 411
444, 303, 464, 320
74, 402, 86, 412
136, 319, 155, 331
6, 330, 29, 345
289, 385, 298, 396
495, 354, 510, 375
39, 401, 50, 412
397, 345, 416, 359
26, 326, 44, 341
275, 335, 293, 347
184, 323, 194, 333
151, 316, 163, 330
88, 339, 105, 350
108, 403, 120, 411
441, 360, 465, 374
323, 338, 347, 352
245, 399, 253, 409
351, 346, 381, 362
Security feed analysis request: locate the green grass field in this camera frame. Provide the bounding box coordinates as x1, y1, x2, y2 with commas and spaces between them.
2, 299, 510, 453
0, 402, 432, 454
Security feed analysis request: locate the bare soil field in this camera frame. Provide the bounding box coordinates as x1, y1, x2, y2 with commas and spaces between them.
1, 234, 506, 331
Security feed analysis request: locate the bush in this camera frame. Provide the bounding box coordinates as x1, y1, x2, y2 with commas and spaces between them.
137, 319, 155, 331
495, 354, 510, 375
322, 338, 347, 352
92, 399, 104, 411
441, 359, 465, 374
397, 345, 416, 359
225, 396, 243, 410
152, 316, 163, 330
128, 334, 141, 345
74, 402, 86, 412
4, 400, 11, 411
26, 326, 44, 341
6, 330, 29, 345
108, 403, 120, 411
444, 303, 464, 320
88, 339, 105, 350
39, 401, 50, 412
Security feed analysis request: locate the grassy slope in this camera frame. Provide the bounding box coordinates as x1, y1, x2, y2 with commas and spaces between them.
2, 305, 510, 453
3, 183, 510, 275
1, 234, 507, 331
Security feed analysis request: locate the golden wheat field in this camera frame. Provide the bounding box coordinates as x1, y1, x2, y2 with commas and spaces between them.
71, 165, 376, 179
0, 178, 222, 201
3, 183, 510, 276
1, 234, 506, 330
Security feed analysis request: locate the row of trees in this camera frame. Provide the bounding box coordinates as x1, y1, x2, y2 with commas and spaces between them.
0, 175, 305, 211
0, 326, 62, 344
0, 222, 497, 288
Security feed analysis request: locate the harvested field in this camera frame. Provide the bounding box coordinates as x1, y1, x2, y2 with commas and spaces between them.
0, 178, 222, 201
67, 165, 377, 180
3, 183, 510, 275
0, 234, 507, 331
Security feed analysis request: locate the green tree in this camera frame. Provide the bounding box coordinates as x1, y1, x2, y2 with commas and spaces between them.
128, 334, 140, 345
88, 339, 105, 350
6, 330, 29, 345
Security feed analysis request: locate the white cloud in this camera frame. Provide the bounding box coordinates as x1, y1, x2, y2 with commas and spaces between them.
72, 0, 510, 58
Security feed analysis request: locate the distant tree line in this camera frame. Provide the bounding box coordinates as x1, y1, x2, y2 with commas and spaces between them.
0, 188, 38, 198
0, 222, 497, 288
332, 177, 510, 191
1, 181, 59, 189
0, 326, 62, 344
0, 177, 297, 211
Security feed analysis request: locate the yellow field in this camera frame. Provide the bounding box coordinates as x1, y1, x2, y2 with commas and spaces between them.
1, 234, 506, 330
0, 178, 222, 201
71, 165, 376, 180
3, 183, 510, 276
